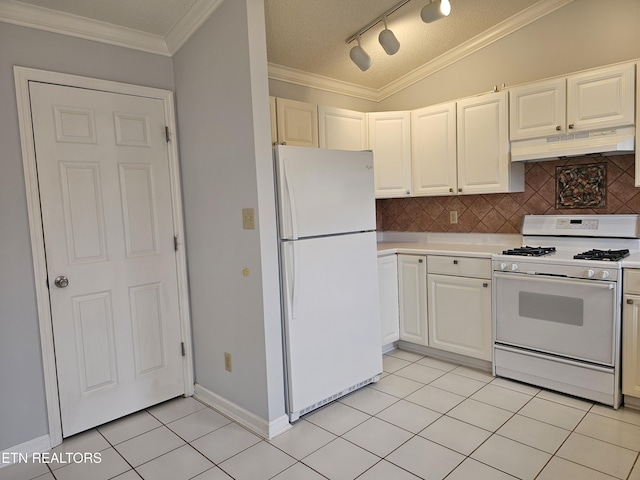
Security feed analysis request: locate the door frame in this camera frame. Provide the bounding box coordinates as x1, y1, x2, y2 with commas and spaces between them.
13, 66, 194, 448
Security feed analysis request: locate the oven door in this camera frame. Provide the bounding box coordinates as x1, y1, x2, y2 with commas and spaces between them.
494, 273, 618, 366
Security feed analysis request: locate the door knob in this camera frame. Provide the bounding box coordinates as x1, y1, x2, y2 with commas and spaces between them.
54, 276, 69, 288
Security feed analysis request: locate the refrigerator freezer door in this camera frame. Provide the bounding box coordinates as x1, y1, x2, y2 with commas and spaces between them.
281, 231, 382, 417
275, 145, 376, 240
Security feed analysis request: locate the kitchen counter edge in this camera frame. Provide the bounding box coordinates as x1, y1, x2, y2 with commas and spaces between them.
377, 242, 516, 259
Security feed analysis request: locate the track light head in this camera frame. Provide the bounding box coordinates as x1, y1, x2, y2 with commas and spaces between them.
421, 0, 451, 23
350, 36, 372, 71
379, 18, 400, 55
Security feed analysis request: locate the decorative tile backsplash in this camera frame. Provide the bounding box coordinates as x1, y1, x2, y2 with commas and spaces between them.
376, 154, 638, 234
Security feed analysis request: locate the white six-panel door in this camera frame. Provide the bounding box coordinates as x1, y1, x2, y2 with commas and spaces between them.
29, 81, 185, 437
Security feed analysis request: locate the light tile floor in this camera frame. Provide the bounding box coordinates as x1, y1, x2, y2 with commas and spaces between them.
5, 349, 640, 479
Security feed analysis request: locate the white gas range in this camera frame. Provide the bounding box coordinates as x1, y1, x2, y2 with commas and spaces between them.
492, 214, 640, 408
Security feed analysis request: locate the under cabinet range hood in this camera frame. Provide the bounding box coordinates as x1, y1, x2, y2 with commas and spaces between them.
511, 126, 635, 162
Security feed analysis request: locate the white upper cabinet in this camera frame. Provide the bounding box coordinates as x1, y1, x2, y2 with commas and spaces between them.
457, 91, 524, 194
368, 111, 412, 198
411, 102, 457, 197
275, 97, 318, 147
510, 63, 635, 141
567, 63, 635, 133
510, 78, 566, 140
318, 106, 368, 151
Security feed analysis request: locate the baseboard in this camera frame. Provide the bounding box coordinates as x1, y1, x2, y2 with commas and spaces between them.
193, 384, 291, 440
624, 395, 640, 410
397, 341, 492, 372
0, 434, 51, 468
382, 342, 397, 354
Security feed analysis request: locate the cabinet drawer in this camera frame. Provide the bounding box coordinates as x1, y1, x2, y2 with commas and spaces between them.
427, 255, 491, 279
625, 269, 640, 294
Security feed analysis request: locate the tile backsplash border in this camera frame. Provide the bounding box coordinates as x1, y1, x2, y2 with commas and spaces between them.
376, 154, 638, 234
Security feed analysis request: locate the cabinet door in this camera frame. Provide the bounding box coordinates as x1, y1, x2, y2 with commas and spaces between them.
567, 63, 635, 132
427, 274, 492, 361
457, 91, 522, 194
509, 78, 566, 140
623, 294, 640, 397
397, 255, 427, 345
318, 106, 368, 151
275, 98, 318, 147
378, 255, 400, 346
411, 103, 457, 196
368, 111, 412, 198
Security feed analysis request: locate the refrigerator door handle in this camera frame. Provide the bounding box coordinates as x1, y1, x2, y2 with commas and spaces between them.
283, 159, 299, 240
283, 241, 299, 320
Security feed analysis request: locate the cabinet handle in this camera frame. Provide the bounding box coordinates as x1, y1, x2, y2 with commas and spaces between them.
458, 188, 462, 193
483, 283, 489, 288
556, 125, 561, 131
628, 299, 635, 305
453, 260, 458, 265
406, 190, 410, 194
449, 187, 453, 193
418, 259, 423, 263
568, 124, 574, 130
281, 141, 287, 145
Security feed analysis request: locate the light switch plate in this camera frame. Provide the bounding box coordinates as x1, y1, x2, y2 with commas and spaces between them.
242, 208, 255, 229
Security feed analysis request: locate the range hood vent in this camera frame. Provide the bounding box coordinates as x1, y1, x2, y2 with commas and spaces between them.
511, 126, 634, 162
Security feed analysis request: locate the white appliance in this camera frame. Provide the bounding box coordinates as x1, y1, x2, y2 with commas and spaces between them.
510, 126, 634, 162
493, 214, 640, 408
273, 145, 382, 422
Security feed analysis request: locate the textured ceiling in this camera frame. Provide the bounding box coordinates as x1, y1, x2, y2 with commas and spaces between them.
9, 0, 546, 89
265, 0, 543, 89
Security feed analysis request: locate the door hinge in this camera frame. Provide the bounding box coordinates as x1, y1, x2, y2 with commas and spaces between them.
181, 342, 186, 356
165, 126, 171, 142
174, 235, 178, 251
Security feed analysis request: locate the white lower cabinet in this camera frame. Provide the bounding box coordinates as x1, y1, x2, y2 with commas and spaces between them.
427, 273, 492, 361
427, 256, 492, 361
397, 254, 428, 345
381, 253, 492, 361
378, 255, 400, 346
623, 270, 640, 397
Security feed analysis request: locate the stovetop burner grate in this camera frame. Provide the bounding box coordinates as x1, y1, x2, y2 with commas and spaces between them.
501, 246, 557, 257
573, 249, 630, 262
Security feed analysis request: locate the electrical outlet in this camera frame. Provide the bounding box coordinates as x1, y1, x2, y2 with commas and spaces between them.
242, 208, 255, 229
449, 211, 458, 224
224, 352, 232, 372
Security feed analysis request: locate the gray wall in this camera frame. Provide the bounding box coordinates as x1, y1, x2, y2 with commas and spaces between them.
0, 22, 174, 451
173, 0, 286, 421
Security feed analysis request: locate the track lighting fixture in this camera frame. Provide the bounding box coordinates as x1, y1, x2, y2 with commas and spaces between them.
347, 0, 452, 71
421, 0, 451, 23
379, 17, 400, 56
349, 36, 373, 71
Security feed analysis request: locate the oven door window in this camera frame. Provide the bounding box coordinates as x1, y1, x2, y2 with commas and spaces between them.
494, 274, 616, 366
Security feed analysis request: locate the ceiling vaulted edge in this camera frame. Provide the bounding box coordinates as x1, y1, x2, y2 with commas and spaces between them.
0, 0, 574, 101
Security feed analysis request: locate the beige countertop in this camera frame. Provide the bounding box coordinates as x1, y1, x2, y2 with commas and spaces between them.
623, 254, 640, 269
377, 242, 515, 258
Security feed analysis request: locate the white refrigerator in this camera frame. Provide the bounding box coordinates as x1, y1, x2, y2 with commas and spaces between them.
274, 145, 383, 421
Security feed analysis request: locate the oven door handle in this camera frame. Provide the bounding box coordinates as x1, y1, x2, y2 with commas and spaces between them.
493, 272, 616, 289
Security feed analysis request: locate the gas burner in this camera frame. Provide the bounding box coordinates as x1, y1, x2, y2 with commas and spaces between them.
501, 246, 557, 257
573, 249, 630, 262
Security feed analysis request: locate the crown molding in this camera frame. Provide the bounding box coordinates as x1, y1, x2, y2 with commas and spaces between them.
0, 0, 225, 57
268, 63, 381, 102
377, 0, 575, 100
268, 0, 575, 103
165, 0, 224, 55
0, 0, 170, 55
